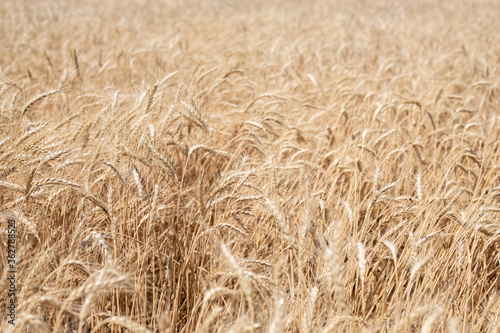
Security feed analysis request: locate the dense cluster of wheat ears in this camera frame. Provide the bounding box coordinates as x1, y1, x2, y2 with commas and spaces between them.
1, 0, 500, 332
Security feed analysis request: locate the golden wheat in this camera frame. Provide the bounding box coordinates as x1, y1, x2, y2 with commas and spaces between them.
1, 0, 500, 332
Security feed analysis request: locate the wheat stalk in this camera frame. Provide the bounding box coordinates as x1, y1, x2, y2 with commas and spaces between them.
22, 90, 59, 118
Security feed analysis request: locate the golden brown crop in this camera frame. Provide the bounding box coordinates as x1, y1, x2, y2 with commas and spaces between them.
1, 0, 500, 332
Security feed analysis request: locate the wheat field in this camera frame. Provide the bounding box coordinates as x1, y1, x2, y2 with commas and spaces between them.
1, 0, 500, 332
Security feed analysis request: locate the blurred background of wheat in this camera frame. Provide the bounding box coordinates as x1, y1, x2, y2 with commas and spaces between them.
1, 0, 500, 332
